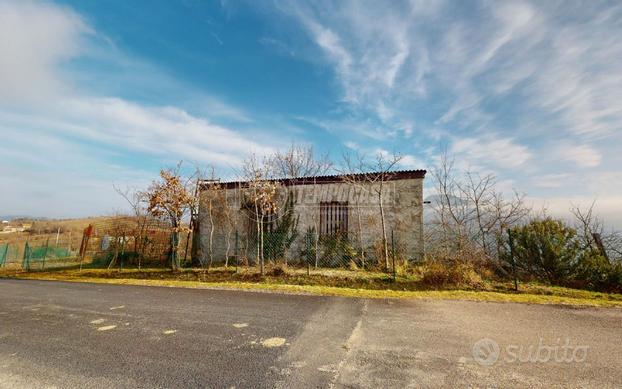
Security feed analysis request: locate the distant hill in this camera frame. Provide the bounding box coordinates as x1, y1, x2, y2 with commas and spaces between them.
0, 215, 42, 222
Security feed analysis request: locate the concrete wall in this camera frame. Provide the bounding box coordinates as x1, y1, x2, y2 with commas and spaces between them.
197, 177, 424, 265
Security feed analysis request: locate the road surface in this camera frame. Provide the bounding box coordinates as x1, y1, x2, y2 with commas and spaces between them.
0, 279, 621, 388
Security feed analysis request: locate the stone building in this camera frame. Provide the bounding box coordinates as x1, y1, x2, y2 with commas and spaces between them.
197, 169, 426, 266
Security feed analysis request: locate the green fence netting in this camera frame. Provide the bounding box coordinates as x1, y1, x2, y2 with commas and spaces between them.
0, 244, 8, 267
20, 241, 74, 270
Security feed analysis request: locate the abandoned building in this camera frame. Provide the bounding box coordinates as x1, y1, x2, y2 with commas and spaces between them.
197, 169, 426, 266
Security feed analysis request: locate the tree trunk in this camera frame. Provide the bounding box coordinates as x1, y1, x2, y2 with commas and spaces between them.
170, 220, 179, 270
225, 227, 231, 267
379, 190, 389, 270
356, 203, 365, 268
259, 214, 265, 275
208, 200, 214, 270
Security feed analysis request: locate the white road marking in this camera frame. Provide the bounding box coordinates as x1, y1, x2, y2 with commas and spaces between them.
233, 323, 248, 328
90, 319, 105, 324
163, 330, 177, 335
109, 305, 125, 310
97, 325, 117, 331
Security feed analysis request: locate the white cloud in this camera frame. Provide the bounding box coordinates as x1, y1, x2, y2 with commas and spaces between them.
0, 0, 281, 218
450, 135, 532, 169
286, 0, 412, 110
531, 173, 572, 189
551, 143, 602, 168
527, 195, 622, 231
397, 154, 422, 169
277, 0, 622, 227
1, 97, 275, 168
0, 0, 89, 104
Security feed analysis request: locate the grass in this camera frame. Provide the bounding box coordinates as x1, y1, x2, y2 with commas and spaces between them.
2, 266, 622, 308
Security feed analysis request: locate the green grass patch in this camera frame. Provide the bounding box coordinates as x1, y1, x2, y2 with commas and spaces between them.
2, 266, 621, 308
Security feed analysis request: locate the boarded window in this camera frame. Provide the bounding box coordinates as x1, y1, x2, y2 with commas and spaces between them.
319, 201, 348, 236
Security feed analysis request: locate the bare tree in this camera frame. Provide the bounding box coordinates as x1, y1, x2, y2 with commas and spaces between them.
269, 143, 333, 178
202, 179, 221, 269
222, 188, 236, 267
428, 151, 529, 263
145, 162, 196, 270
571, 201, 622, 261
268, 144, 334, 269
113, 184, 149, 269
240, 154, 280, 275
340, 150, 403, 270
340, 152, 369, 267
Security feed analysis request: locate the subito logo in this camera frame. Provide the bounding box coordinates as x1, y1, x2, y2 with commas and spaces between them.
472, 338, 500, 366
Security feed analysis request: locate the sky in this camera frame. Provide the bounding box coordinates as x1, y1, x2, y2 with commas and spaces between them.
1, 0, 622, 227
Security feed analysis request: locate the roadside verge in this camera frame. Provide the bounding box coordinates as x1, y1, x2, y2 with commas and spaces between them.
2, 270, 622, 308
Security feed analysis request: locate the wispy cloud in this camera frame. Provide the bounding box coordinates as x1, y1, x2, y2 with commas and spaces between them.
0, 0, 278, 217
551, 143, 602, 168
277, 0, 622, 225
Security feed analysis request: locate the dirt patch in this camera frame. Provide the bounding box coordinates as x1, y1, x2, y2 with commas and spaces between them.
261, 337, 286, 348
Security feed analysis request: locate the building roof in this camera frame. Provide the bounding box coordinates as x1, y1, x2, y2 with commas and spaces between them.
200, 169, 426, 190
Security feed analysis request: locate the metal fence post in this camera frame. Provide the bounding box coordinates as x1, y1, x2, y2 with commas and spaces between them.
22, 240, 30, 271
235, 230, 239, 274
507, 228, 518, 291
42, 237, 50, 270
391, 230, 396, 282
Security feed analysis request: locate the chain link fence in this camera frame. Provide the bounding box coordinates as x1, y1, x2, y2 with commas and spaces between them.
1, 216, 413, 277
198, 225, 412, 277
0, 233, 82, 270
0, 216, 192, 271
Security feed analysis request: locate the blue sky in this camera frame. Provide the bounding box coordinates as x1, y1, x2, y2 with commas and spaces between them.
1, 0, 622, 226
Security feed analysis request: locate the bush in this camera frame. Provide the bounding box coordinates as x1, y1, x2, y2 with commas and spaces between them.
505, 218, 622, 292
420, 261, 483, 289
267, 263, 288, 276
508, 218, 581, 284
320, 233, 357, 267
574, 251, 622, 293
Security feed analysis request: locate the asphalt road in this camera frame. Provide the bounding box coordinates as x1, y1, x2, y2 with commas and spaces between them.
1, 279, 621, 388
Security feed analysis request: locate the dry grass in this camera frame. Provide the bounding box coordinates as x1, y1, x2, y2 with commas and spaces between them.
2, 266, 621, 308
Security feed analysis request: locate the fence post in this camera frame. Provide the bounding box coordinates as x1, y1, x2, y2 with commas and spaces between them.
22, 240, 30, 271
79, 224, 93, 272
235, 230, 239, 274
507, 228, 518, 291
120, 233, 126, 271
42, 237, 50, 270
391, 230, 396, 282
305, 229, 312, 276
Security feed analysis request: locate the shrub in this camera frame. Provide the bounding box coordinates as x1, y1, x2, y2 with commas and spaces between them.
420, 261, 483, 289
267, 263, 287, 276
508, 218, 581, 284
574, 251, 622, 293
320, 233, 357, 267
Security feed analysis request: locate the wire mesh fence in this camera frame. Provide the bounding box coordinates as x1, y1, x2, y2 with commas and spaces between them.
0, 233, 83, 270
78, 216, 194, 270
0, 216, 192, 271
1, 215, 415, 278
197, 226, 413, 278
